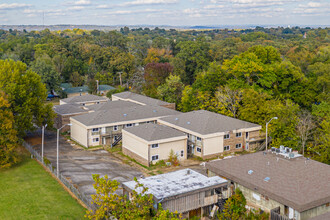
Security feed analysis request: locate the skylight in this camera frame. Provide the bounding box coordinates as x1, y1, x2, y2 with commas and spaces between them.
248, 170, 253, 175
264, 177, 270, 182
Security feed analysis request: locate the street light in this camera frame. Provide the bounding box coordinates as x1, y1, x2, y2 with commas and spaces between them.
41, 124, 48, 163
266, 117, 278, 151
57, 123, 72, 177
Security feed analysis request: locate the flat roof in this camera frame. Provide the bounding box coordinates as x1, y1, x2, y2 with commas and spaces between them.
61, 94, 108, 104
112, 91, 172, 106
206, 152, 330, 212
123, 169, 227, 200
123, 124, 186, 142
72, 105, 179, 127
159, 110, 261, 135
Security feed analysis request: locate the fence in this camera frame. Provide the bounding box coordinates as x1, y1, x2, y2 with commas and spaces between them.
23, 141, 96, 211
270, 207, 290, 220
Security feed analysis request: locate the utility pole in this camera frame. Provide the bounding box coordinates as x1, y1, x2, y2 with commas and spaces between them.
96, 79, 99, 94
118, 72, 123, 86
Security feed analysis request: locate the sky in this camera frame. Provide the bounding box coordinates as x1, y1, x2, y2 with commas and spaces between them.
0, 0, 329, 26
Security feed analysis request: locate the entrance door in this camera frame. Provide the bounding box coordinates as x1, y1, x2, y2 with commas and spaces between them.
102, 137, 106, 145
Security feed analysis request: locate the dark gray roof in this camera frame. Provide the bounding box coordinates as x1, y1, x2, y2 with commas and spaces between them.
61, 94, 108, 104
123, 124, 186, 142
206, 152, 330, 212
72, 105, 179, 126
159, 110, 261, 135
54, 104, 87, 115
86, 100, 141, 111
112, 91, 171, 106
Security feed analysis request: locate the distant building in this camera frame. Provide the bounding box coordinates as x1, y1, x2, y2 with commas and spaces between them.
60, 83, 115, 98
158, 110, 263, 159
122, 124, 187, 166
112, 91, 176, 110
123, 169, 228, 218
206, 149, 330, 220
59, 94, 108, 106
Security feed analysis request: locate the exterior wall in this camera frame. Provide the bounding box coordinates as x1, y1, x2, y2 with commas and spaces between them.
70, 120, 88, 147
87, 128, 102, 147
122, 130, 149, 162
150, 139, 187, 163
160, 103, 176, 110
235, 183, 285, 214
203, 136, 223, 157
223, 131, 245, 153
122, 147, 149, 166
300, 203, 330, 220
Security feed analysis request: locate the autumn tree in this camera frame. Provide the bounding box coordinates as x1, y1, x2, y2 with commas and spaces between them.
144, 47, 172, 64
157, 74, 184, 105
86, 174, 182, 220
218, 188, 246, 220
215, 86, 242, 118
0, 59, 55, 136
0, 92, 18, 168
296, 110, 316, 155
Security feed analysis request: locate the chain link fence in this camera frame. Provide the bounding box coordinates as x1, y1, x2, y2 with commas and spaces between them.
23, 141, 96, 211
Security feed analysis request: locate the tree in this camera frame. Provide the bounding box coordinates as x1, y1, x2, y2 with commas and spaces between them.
218, 188, 246, 220
215, 86, 242, 118
0, 92, 18, 168
70, 71, 85, 87
296, 110, 316, 155
157, 74, 184, 105
0, 60, 55, 136
144, 47, 172, 64
86, 174, 181, 220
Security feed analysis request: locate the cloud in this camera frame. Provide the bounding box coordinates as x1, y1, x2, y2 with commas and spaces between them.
0, 3, 31, 10
108, 8, 164, 15
73, 0, 91, 6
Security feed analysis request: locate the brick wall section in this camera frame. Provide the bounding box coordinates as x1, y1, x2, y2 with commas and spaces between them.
223, 131, 245, 153
122, 146, 149, 167
161, 103, 176, 110
54, 112, 88, 132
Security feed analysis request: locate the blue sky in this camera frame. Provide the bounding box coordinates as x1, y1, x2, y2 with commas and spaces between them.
0, 0, 329, 26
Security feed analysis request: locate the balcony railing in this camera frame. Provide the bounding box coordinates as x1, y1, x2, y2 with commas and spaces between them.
204, 195, 218, 206
91, 131, 100, 136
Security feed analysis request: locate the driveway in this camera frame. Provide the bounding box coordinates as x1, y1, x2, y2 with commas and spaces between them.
26, 130, 143, 204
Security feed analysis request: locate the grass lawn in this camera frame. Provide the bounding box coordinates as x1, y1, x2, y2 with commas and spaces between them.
0, 151, 86, 220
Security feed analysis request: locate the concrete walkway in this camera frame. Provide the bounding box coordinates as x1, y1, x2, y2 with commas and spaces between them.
26, 131, 143, 204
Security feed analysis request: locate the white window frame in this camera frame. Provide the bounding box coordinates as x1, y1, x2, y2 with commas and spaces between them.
236, 132, 242, 137
196, 147, 202, 153
224, 145, 230, 151
113, 125, 118, 131
92, 128, 99, 132
151, 155, 159, 161
151, 143, 159, 149
224, 134, 230, 139
92, 138, 99, 143
236, 143, 242, 149
196, 137, 202, 141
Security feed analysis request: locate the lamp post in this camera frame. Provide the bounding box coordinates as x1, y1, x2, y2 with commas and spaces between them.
57, 123, 72, 177
41, 124, 48, 163
266, 117, 278, 151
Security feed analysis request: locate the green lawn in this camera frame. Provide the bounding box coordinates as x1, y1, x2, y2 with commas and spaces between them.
0, 154, 86, 220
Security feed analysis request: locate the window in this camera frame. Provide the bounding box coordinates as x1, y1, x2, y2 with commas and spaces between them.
196, 147, 202, 153
224, 134, 230, 139
151, 144, 159, 149
96, 102, 100, 104
113, 125, 118, 131
181, 150, 184, 157
82, 103, 85, 106
151, 155, 159, 161
236, 143, 242, 149
126, 123, 133, 128
135, 123, 139, 126
246, 132, 249, 138
93, 138, 99, 143
92, 128, 99, 132
196, 137, 202, 141
114, 135, 118, 141
236, 132, 242, 137
224, 145, 230, 151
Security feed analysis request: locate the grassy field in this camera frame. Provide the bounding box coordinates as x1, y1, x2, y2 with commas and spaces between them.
0, 150, 86, 220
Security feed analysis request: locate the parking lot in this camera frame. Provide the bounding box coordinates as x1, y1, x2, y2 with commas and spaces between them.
26, 130, 143, 203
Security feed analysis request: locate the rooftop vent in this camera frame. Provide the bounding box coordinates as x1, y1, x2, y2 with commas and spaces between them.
264, 177, 270, 182
187, 122, 191, 125
175, 118, 179, 121
123, 113, 127, 117
248, 170, 253, 175
153, 110, 157, 113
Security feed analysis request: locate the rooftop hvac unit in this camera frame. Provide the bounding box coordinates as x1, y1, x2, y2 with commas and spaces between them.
280, 145, 285, 151
271, 147, 276, 153
289, 153, 295, 159
275, 148, 280, 154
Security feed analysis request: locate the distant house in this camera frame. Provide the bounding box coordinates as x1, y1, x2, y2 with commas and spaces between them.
70, 104, 179, 148
112, 91, 176, 110
60, 83, 115, 98
123, 169, 228, 219
59, 94, 108, 106
158, 110, 263, 159
206, 149, 330, 220
122, 124, 187, 166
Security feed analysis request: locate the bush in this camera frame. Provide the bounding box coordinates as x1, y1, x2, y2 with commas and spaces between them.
168, 149, 180, 166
